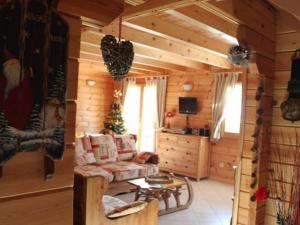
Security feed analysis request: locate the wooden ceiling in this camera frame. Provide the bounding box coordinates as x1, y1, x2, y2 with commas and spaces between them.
80, 0, 241, 75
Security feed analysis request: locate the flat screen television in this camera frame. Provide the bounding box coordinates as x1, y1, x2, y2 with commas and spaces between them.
179, 97, 198, 115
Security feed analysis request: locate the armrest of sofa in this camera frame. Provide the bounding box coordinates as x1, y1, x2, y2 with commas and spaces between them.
74, 173, 159, 225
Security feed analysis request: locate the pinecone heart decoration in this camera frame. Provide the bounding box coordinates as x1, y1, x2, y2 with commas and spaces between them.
101, 35, 134, 81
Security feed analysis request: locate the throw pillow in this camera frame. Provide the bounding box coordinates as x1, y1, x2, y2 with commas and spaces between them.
74, 137, 96, 166
133, 152, 154, 164
91, 135, 118, 164
114, 134, 137, 161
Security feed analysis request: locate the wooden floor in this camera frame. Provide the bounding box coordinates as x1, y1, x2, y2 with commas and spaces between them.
116, 179, 233, 225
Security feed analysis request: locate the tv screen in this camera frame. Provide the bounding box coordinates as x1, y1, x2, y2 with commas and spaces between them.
179, 97, 198, 115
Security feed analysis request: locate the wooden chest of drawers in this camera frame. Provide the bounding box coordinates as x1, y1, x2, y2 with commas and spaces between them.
156, 132, 210, 181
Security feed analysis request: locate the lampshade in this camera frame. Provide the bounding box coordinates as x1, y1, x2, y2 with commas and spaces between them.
183, 83, 193, 91
86, 79, 96, 86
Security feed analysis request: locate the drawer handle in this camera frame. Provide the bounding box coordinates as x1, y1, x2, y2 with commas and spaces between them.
165, 161, 168, 164
166, 149, 169, 151
187, 141, 190, 143
186, 152, 191, 155
185, 166, 188, 169
166, 138, 169, 141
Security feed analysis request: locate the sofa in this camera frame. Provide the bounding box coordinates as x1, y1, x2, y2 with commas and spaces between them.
74, 134, 160, 185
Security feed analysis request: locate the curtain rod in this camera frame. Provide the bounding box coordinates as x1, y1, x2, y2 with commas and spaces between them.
209, 71, 244, 75
126, 75, 168, 79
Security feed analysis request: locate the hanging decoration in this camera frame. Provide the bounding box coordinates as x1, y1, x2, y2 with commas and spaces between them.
228, 44, 251, 67
249, 75, 265, 202
281, 49, 300, 122
0, 0, 69, 165
100, 16, 134, 81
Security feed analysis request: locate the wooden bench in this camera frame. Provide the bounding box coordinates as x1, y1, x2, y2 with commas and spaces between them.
74, 173, 159, 225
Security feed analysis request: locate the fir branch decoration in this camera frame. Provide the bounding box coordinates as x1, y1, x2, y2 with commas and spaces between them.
228, 44, 251, 67
101, 35, 134, 81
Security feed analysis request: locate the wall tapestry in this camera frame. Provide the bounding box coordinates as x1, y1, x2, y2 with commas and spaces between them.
0, 0, 69, 164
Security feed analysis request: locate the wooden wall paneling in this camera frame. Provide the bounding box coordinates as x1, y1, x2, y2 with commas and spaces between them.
76, 61, 114, 135
0, 188, 73, 225
276, 32, 300, 52
0, 147, 74, 199
165, 72, 213, 129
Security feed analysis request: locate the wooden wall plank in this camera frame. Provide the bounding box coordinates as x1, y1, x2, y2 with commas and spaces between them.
0, 188, 73, 225
76, 61, 114, 135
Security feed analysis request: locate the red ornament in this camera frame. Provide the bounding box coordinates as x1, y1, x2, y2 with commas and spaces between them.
165, 112, 174, 118
255, 186, 269, 201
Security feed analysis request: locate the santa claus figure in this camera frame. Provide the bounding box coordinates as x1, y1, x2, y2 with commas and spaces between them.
0, 57, 34, 130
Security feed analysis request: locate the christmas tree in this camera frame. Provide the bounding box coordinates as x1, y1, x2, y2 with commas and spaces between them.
103, 90, 126, 135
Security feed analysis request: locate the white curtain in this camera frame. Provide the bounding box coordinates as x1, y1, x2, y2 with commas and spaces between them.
211, 73, 239, 142
123, 78, 141, 135
121, 78, 130, 105
156, 76, 167, 128
140, 78, 158, 152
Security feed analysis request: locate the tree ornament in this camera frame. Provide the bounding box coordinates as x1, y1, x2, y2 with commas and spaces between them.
100, 17, 134, 81
228, 44, 251, 67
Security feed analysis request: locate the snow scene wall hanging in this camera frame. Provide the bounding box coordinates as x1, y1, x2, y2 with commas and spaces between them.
100, 17, 134, 81
0, 0, 69, 165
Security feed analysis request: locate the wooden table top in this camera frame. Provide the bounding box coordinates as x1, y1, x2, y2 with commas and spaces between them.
128, 177, 186, 190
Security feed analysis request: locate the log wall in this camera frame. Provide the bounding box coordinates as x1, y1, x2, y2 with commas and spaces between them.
264, 22, 300, 225
164, 72, 240, 183
76, 61, 114, 135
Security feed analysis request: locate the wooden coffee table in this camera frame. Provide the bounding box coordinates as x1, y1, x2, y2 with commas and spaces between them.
128, 174, 194, 216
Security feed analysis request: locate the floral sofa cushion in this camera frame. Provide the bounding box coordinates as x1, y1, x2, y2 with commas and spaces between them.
114, 134, 137, 161
74, 165, 114, 182
100, 161, 148, 181
99, 161, 159, 181
90, 135, 118, 164
75, 137, 96, 166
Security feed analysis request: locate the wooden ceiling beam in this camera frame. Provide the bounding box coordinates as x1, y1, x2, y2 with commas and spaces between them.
81, 30, 211, 70
169, 5, 238, 43
122, 0, 203, 21
169, 4, 275, 59
80, 50, 193, 72
79, 58, 148, 75
199, 0, 276, 41
58, 0, 124, 26
82, 54, 169, 74
98, 24, 230, 68
267, 0, 300, 21
124, 16, 230, 55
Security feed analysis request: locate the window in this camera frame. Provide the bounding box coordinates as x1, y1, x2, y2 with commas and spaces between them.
123, 84, 141, 135
123, 80, 158, 152
223, 83, 242, 134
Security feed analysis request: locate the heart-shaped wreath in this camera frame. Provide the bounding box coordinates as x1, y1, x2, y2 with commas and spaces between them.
101, 35, 134, 81
228, 44, 251, 67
